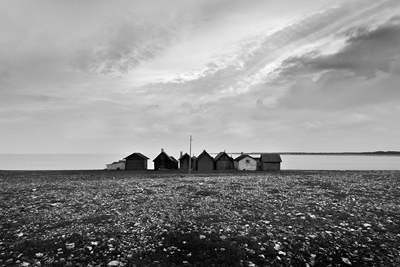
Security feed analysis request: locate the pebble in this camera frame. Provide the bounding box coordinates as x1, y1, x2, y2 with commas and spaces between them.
65, 243, 75, 249
342, 257, 352, 265
108, 260, 122, 266
35, 253, 44, 258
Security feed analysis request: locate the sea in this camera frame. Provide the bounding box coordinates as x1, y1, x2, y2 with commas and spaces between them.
0, 154, 399, 171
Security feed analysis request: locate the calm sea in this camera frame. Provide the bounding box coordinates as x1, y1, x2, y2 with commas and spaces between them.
281, 155, 400, 171
0, 154, 124, 171
0, 154, 399, 171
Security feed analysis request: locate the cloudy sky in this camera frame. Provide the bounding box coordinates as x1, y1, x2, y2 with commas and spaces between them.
1, 0, 400, 160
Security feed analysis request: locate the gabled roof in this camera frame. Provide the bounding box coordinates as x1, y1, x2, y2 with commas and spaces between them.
234, 154, 255, 162
260, 153, 282, 163
124, 152, 149, 160
197, 150, 213, 161
214, 151, 234, 162
170, 156, 178, 163
179, 153, 190, 160
153, 150, 176, 163
179, 153, 197, 161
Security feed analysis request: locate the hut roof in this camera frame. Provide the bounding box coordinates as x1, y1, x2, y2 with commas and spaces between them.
153, 150, 176, 163
179, 153, 197, 161
197, 150, 213, 161
179, 153, 190, 160
124, 152, 149, 160
108, 160, 125, 165
170, 156, 179, 163
260, 153, 282, 163
214, 151, 234, 162
234, 154, 255, 162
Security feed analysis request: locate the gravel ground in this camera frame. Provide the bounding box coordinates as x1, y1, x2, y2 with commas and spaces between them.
0, 170, 399, 266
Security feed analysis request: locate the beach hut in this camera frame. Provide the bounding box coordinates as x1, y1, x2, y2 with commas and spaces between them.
196, 150, 214, 172
124, 152, 149, 170
234, 154, 257, 171
179, 153, 196, 170
153, 149, 178, 170
214, 151, 235, 170
259, 153, 282, 171
106, 160, 126, 170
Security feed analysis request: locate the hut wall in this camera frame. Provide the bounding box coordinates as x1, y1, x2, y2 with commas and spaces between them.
180, 158, 189, 170
237, 158, 257, 171
106, 162, 125, 170
167, 160, 178, 170
262, 162, 281, 171
197, 157, 214, 171
125, 159, 147, 170
234, 161, 239, 170
180, 157, 195, 170
216, 160, 234, 170
191, 158, 197, 170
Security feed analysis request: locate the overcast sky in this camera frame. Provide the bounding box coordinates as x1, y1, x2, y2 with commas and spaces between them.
1, 0, 400, 159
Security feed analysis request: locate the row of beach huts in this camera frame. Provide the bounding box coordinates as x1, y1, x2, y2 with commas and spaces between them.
106, 149, 282, 171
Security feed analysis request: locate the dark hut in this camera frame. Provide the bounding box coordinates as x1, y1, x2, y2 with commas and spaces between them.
214, 151, 235, 170
153, 149, 178, 170
259, 153, 282, 171
196, 150, 214, 172
179, 153, 196, 170
124, 153, 149, 170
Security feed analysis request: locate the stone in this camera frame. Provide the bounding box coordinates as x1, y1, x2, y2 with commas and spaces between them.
108, 260, 122, 267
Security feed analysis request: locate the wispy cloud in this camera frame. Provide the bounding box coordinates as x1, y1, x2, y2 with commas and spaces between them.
278, 18, 400, 78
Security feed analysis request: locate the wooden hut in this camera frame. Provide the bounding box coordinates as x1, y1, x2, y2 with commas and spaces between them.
106, 160, 126, 170
179, 153, 196, 170
259, 153, 282, 171
234, 154, 257, 171
196, 150, 214, 172
214, 151, 235, 170
124, 153, 149, 170
153, 149, 178, 170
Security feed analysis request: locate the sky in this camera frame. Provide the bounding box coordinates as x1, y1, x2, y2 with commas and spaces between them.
1, 0, 400, 162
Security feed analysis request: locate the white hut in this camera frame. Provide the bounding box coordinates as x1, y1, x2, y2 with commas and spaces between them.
234, 154, 257, 171
106, 160, 126, 170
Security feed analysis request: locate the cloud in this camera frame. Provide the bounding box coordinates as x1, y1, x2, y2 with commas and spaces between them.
130, 2, 400, 141
270, 17, 400, 111
278, 18, 400, 78
71, 18, 183, 76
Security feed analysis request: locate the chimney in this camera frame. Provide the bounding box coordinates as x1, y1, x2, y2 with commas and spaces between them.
180, 151, 183, 159
161, 148, 164, 152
